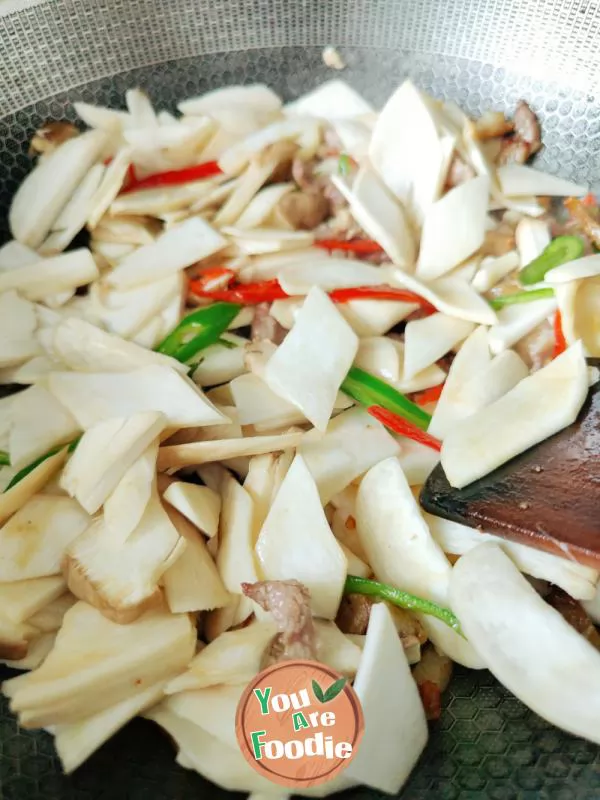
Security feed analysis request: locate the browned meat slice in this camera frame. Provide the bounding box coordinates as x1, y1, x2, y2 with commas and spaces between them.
514, 100, 542, 155
242, 579, 317, 665
546, 587, 600, 650
251, 302, 287, 345
412, 645, 453, 720
497, 101, 542, 166
279, 190, 330, 230
565, 197, 600, 249
445, 153, 476, 189
335, 593, 374, 635
514, 318, 555, 371
480, 227, 517, 257
29, 121, 79, 156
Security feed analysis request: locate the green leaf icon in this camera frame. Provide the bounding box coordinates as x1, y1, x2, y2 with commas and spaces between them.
312, 679, 326, 703
312, 677, 347, 703
323, 677, 347, 702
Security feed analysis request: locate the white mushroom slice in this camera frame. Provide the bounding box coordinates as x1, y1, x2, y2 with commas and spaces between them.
61, 411, 165, 514
218, 117, 317, 176
546, 253, 600, 283
395, 438, 440, 486
355, 457, 484, 668
158, 429, 304, 470
230, 373, 305, 428
278, 258, 388, 295
9, 385, 80, 470
369, 80, 446, 225
66, 487, 181, 621
515, 217, 551, 268
54, 680, 166, 774
48, 366, 227, 430
27, 594, 76, 633
40, 164, 106, 256
256, 454, 347, 619
74, 102, 129, 133
234, 183, 294, 230
417, 176, 489, 280
487, 298, 557, 354
338, 298, 420, 336
0, 495, 90, 581
450, 543, 600, 745
389, 268, 498, 326
497, 164, 588, 197
555, 278, 600, 356
472, 251, 520, 293
213, 155, 280, 227
88, 273, 183, 340
441, 342, 588, 488
331, 167, 416, 268
0, 576, 65, 624
125, 88, 157, 127
299, 407, 399, 505
426, 514, 599, 601
179, 84, 282, 117
388, 339, 447, 393
163, 482, 220, 538
430, 328, 529, 439
264, 287, 358, 431
0, 249, 99, 301
146, 706, 280, 794
87, 148, 133, 229
0, 241, 39, 271
164, 683, 245, 749
109, 179, 222, 216
104, 442, 158, 544
354, 337, 400, 382
191, 334, 247, 387
215, 476, 259, 622
6, 602, 195, 726
403, 313, 474, 380
222, 226, 314, 255
0, 290, 40, 368
9, 130, 108, 248
346, 604, 428, 794
162, 505, 230, 614
284, 79, 373, 119
2, 632, 57, 671
165, 621, 278, 693
107, 217, 227, 289
47, 317, 187, 374
0, 448, 68, 526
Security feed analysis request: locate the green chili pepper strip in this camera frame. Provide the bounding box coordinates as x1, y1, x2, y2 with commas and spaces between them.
341, 366, 432, 431
338, 153, 352, 176
4, 437, 80, 492
489, 287, 555, 310
156, 302, 242, 363
0, 451, 10, 466
519, 235, 584, 286
344, 575, 463, 635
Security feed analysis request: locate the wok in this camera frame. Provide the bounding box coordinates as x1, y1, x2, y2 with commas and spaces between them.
0, 0, 598, 797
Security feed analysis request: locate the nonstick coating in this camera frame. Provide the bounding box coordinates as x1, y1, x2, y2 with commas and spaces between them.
0, 6, 600, 798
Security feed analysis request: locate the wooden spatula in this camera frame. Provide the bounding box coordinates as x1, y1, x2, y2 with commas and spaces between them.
420, 359, 600, 568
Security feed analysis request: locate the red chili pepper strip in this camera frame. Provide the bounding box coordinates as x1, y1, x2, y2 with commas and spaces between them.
315, 238, 385, 255
189, 278, 289, 305
121, 160, 222, 194
582, 192, 597, 208
329, 285, 435, 310
418, 681, 442, 721
552, 310, 567, 359
367, 405, 442, 452
412, 383, 445, 406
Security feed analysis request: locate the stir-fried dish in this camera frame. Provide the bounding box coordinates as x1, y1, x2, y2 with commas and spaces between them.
1, 77, 600, 793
